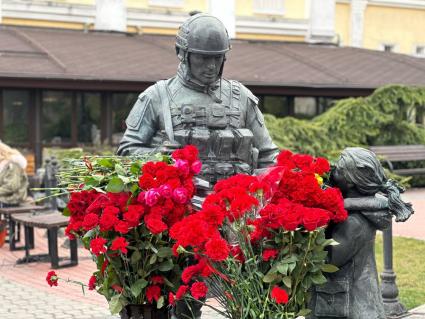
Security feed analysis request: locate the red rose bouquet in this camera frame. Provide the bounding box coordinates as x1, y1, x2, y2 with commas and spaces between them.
170, 150, 348, 318
46, 146, 202, 315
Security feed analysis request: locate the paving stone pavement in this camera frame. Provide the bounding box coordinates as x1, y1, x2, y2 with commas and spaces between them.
0, 276, 224, 319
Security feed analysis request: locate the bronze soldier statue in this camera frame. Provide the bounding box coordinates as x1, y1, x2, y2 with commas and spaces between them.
117, 13, 278, 186
117, 12, 278, 319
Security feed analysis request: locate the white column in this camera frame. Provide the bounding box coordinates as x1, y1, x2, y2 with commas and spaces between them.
95, 0, 127, 32
308, 0, 336, 43
208, 0, 236, 38
350, 0, 368, 47
0, 0, 3, 24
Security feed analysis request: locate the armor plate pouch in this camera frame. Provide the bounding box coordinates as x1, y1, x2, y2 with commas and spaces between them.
233, 129, 254, 164
212, 130, 234, 161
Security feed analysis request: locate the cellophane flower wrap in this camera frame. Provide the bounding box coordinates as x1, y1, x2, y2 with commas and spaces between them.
170, 150, 348, 319
62, 146, 202, 314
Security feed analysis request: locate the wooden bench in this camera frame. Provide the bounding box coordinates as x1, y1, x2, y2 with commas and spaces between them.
369, 144, 425, 176
10, 157, 78, 269
0, 203, 46, 251
12, 212, 78, 269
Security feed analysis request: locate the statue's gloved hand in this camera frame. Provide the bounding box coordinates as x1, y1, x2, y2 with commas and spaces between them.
160, 141, 182, 156
344, 194, 388, 211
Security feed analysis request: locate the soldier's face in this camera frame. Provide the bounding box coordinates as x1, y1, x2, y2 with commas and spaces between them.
189, 53, 225, 85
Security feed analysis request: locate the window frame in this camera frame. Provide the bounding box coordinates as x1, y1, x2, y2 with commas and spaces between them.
253, 0, 285, 15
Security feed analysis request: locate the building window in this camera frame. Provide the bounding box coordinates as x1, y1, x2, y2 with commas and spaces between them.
381, 44, 395, 53
294, 97, 317, 119
253, 0, 285, 15
415, 46, 425, 58
259, 96, 292, 117
77, 93, 101, 146
42, 91, 73, 146
2, 90, 30, 145
112, 93, 139, 145
149, 0, 184, 7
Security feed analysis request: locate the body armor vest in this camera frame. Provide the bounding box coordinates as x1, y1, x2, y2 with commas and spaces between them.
156, 79, 256, 184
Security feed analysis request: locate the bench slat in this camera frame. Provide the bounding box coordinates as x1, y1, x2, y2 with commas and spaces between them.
12, 212, 69, 228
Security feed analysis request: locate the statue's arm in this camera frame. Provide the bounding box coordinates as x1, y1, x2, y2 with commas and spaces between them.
243, 86, 279, 168
344, 195, 388, 211
327, 215, 366, 267
117, 91, 159, 156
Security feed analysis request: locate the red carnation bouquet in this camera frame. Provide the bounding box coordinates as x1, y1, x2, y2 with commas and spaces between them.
170, 150, 348, 318
46, 146, 202, 315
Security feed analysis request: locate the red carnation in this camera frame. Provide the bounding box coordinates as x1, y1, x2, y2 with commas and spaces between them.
151, 275, 165, 285
169, 292, 176, 305
146, 285, 161, 303
82, 213, 99, 231
176, 285, 189, 299
271, 286, 289, 304
99, 212, 118, 232
190, 282, 208, 300
262, 249, 279, 261
90, 237, 107, 256
114, 220, 130, 234
145, 216, 168, 234
111, 237, 128, 254
46, 271, 58, 287
88, 275, 96, 290
204, 236, 230, 262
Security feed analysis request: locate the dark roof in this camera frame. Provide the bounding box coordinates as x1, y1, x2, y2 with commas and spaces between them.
1, 25, 425, 92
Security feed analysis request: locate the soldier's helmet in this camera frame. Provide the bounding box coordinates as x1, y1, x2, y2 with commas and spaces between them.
176, 13, 231, 56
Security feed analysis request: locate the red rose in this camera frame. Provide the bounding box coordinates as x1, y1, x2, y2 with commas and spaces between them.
190, 282, 208, 300
88, 275, 96, 290
172, 187, 188, 204
204, 236, 230, 262
146, 285, 161, 303
302, 208, 330, 231
90, 237, 107, 256
262, 249, 279, 261
271, 286, 289, 304
46, 271, 58, 287
111, 237, 128, 254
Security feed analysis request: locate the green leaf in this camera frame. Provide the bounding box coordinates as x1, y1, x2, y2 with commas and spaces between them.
156, 296, 165, 309
282, 276, 292, 288
62, 207, 71, 217
98, 158, 115, 169
115, 164, 126, 176
106, 177, 125, 193
311, 273, 328, 285
109, 294, 124, 314
131, 250, 142, 265
157, 247, 173, 258
277, 263, 289, 275
263, 272, 279, 283
149, 254, 157, 265
320, 264, 339, 273
158, 260, 174, 272
130, 279, 148, 298
297, 308, 312, 317
282, 255, 298, 264
130, 162, 142, 175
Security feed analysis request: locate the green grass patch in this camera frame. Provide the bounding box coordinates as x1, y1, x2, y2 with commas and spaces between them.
375, 234, 425, 310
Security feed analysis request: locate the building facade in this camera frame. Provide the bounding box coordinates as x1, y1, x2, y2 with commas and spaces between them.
1, 0, 424, 56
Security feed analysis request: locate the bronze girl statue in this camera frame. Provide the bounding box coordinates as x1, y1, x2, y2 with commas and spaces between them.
309, 147, 413, 319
